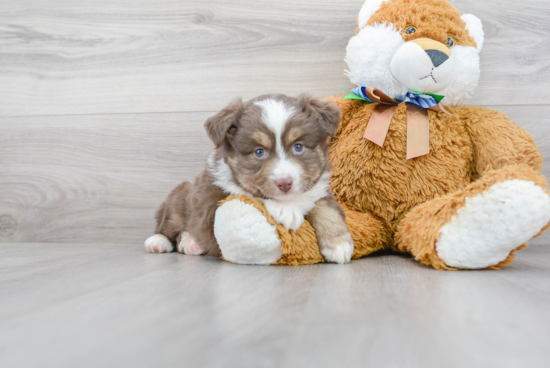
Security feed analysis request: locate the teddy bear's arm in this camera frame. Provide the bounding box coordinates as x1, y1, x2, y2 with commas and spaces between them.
462, 106, 543, 176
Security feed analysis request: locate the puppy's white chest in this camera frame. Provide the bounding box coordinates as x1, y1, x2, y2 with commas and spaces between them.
263, 200, 307, 231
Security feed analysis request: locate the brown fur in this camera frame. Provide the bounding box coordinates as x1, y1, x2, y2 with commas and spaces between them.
329, 100, 476, 240
155, 170, 226, 256
327, 97, 548, 269
365, 0, 477, 48
396, 165, 549, 270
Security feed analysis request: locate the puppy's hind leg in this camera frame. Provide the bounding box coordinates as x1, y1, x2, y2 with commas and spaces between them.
145, 201, 177, 253
176, 231, 205, 256
145, 181, 192, 254
145, 233, 174, 253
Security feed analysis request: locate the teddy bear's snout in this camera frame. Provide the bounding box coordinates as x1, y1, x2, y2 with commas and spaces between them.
389, 37, 455, 94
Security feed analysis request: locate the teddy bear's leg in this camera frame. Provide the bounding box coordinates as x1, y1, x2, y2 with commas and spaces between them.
343, 208, 389, 259
214, 197, 283, 265
396, 166, 550, 270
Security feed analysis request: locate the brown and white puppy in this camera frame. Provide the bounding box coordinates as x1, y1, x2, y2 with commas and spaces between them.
144, 94, 354, 263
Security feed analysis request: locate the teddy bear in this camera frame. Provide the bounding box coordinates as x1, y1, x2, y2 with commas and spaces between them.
214, 0, 550, 270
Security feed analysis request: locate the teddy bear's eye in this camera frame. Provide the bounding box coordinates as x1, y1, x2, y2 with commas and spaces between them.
405, 26, 417, 35
447, 37, 455, 48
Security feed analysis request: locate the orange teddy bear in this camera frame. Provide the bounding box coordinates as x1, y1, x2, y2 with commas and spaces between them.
215, 0, 550, 270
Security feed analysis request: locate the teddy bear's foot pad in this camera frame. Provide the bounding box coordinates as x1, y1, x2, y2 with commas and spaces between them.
144, 234, 174, 253
436, 180, 550, 269
215, 198, 282, 265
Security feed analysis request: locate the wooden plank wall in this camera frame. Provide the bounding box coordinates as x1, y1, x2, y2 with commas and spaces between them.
1, 0, 549, 245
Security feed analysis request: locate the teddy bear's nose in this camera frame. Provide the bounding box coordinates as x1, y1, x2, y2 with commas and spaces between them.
410, 38, 452, 68
425, 49, 449, 67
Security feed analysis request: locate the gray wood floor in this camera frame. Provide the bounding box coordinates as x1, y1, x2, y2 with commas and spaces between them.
1, 242, 550, 368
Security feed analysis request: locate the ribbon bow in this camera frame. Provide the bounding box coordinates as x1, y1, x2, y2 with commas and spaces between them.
342, 87, 451, 159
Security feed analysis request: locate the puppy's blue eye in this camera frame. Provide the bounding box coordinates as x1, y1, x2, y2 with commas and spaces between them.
254, 148, 266, 158
293, 143, 304, 154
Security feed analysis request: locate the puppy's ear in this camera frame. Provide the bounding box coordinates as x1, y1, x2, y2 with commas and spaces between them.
204, 98, 244, 147
298, 94, 341, 138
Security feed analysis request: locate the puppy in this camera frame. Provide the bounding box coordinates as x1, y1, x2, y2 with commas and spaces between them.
144, 94, 354, 263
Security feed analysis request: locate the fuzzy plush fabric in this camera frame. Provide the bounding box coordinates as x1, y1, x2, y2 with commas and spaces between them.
328, 98, 550, 270
215, 196, 283, 265
217, 195, 325, 266
217, 194, 393, 265
436, 179, 550, 269
344, 207, 390, 258
367, 0, 477, 48
396, 166, 550, 270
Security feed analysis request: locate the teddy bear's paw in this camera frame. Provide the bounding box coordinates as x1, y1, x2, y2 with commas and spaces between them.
214, 198, 282, 265
320, 237, 354, 264
177, 231, 204, 255
144, 234, 174, 253
436, 180, 550, 269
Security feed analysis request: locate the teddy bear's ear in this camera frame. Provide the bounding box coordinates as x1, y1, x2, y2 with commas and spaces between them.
358, 0, 389, 29
462, 14, 484, 53
204, 98, 244, 147
298, 94, 341, 138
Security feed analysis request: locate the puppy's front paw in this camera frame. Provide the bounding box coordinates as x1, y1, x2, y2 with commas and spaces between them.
321, 238, 354, 264
177, 231, 204, 255
145, 234, 174, 253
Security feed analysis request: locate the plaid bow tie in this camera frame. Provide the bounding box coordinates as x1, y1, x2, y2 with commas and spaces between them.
349, 87, 444, 108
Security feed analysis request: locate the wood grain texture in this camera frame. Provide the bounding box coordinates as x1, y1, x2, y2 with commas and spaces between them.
2, 105, 550, 245
0, 0, 549, 116
1, 242, 550, 368
0, 112, 214, 243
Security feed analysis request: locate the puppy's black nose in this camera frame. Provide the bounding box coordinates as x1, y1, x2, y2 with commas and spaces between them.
276, 178, 293, 193
425, 49, 449, 67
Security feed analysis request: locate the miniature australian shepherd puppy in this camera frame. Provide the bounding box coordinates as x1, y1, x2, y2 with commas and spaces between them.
144, 94, 354, 263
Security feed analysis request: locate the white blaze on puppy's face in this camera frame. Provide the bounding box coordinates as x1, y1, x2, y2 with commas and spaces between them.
254, 99, 302, 199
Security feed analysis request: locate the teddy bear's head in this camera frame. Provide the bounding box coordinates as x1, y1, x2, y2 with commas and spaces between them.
345, 0, 484, 106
